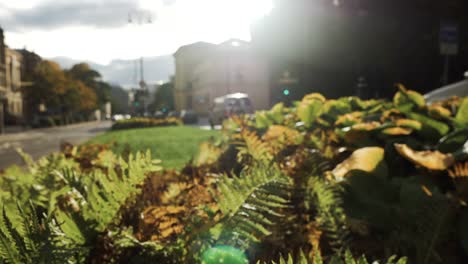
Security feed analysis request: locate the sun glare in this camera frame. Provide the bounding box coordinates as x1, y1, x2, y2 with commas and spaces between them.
4, 0, 274, 64
187, 0, 273, 42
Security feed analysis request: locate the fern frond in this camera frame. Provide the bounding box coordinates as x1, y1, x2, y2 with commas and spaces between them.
235, 129, 273, 165
449, 162, 468, 178
307, 177, 349, 253
0, 201, 88, 263
215, 165, 291, 248
260, 249, 407, 264
15, 148, 36, 173
0, 207, 21, 263
257, 250, 308, 264
416, 198, 453, 264
1, 206, 29, 262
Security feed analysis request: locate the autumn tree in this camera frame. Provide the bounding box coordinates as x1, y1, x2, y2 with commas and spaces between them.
24, 60, 99, 124
67, 63, 110, 106
29, 60, 68, 112
76, 81, 98, 112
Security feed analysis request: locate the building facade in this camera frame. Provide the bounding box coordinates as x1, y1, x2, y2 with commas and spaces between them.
0, 28, 25, 128
174, 42, 215, 112
0, 28, 6, 131
16, 48, 42, 123
173, 39, 270, 115
4, 47, 23, 121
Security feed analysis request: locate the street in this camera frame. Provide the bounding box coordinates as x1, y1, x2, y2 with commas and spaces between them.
195, 117, 222, 130
0, 121, 112, 170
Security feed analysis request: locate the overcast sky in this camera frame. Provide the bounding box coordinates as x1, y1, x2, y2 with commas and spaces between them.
0, 0, 272, 64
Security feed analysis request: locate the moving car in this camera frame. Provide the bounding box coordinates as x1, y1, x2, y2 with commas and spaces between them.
180, 109, 198, 124
209, 93, 254, 126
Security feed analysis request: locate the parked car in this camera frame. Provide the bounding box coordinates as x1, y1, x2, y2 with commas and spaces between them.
180, 109, 198, 124
167, 111, 180, 118
111, 114, 125, 122
209, 93, 254, 126
153, 111, 165, 119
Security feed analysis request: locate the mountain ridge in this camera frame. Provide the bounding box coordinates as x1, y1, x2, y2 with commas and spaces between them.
49, 55, 175, 88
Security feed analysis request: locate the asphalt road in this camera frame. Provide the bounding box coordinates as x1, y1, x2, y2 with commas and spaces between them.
0, 121, 112, 170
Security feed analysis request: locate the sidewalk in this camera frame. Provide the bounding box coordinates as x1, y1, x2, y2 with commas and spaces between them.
0, 121, 103, 143
4, 126, 27, 134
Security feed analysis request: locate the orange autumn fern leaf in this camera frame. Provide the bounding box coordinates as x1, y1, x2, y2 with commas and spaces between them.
138, 205, 186, 242
449, 162, 468, 178
448, 162, 468, 205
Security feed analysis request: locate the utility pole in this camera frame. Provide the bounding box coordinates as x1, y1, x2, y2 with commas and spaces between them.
439, 22, 458, 85
140, 57, 144, 86
128, 10, 152, 115
442, 55, 450, 85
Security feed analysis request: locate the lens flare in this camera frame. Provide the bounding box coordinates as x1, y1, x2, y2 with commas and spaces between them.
201, 245, 248, 264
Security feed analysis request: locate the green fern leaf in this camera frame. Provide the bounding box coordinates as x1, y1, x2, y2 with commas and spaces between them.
215, 165, 291, 248
307, 177, 349, 252
0, 228, 21, 263
297, 250, 308, 264
313, 247, 323, 264
15, 202, 38, 259
1, 206, 29, 263
344, 250, 356, 264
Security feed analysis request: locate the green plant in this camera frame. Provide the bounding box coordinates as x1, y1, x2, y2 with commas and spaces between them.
111, 117, 182, 130
0, 202, 86, 263
0, 146, 162, 263
306, 177, 349, 253
259, 249, 407, 264
213, 165, 291, 249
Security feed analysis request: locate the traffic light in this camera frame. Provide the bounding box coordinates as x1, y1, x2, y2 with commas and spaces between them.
134, 101, 140, 107
282, 88, 290, 96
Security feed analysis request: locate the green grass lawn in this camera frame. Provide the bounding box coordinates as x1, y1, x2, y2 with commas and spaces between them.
87, 126, 221, 169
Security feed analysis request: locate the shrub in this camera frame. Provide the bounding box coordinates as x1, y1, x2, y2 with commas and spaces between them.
111, 117, 182, 130
1, 85, 468, 263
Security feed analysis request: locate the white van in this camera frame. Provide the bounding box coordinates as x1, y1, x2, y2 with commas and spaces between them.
209, 93, 254, 126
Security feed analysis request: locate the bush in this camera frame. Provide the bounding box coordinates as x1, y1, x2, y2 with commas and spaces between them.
1, 85, 467, 263
111, 117, 182, 130
0, 144, 162, 263
46, 116, 56, 127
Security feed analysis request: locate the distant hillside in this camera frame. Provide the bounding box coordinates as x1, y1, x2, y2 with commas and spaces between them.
50, 55, 174, 88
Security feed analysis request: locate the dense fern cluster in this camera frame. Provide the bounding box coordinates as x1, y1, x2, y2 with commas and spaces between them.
0, 146, 161, 263
1, 85, 468, 263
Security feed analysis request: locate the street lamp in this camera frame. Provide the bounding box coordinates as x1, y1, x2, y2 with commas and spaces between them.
128, 10, 153, 115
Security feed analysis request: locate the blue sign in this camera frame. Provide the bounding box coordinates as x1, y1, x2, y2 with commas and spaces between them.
440, 22, 458, 55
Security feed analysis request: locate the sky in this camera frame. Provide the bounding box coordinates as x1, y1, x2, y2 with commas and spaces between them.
0, 0, 273, 65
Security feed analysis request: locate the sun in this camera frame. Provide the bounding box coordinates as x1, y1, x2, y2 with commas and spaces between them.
192, 0, 274, 41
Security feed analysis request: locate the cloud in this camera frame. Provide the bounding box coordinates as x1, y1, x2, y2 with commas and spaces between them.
162, 0, 177, 6
1, 0, 156, 32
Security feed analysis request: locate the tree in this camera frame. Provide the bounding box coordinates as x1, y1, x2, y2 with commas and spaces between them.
67, 63, 100, 87
67, 63, 110, 106
67, 79, 97, 112
110, 85, 130, 114
153, 81, 175, 112
29, 60, 68, 112
24, 60, 99, 125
